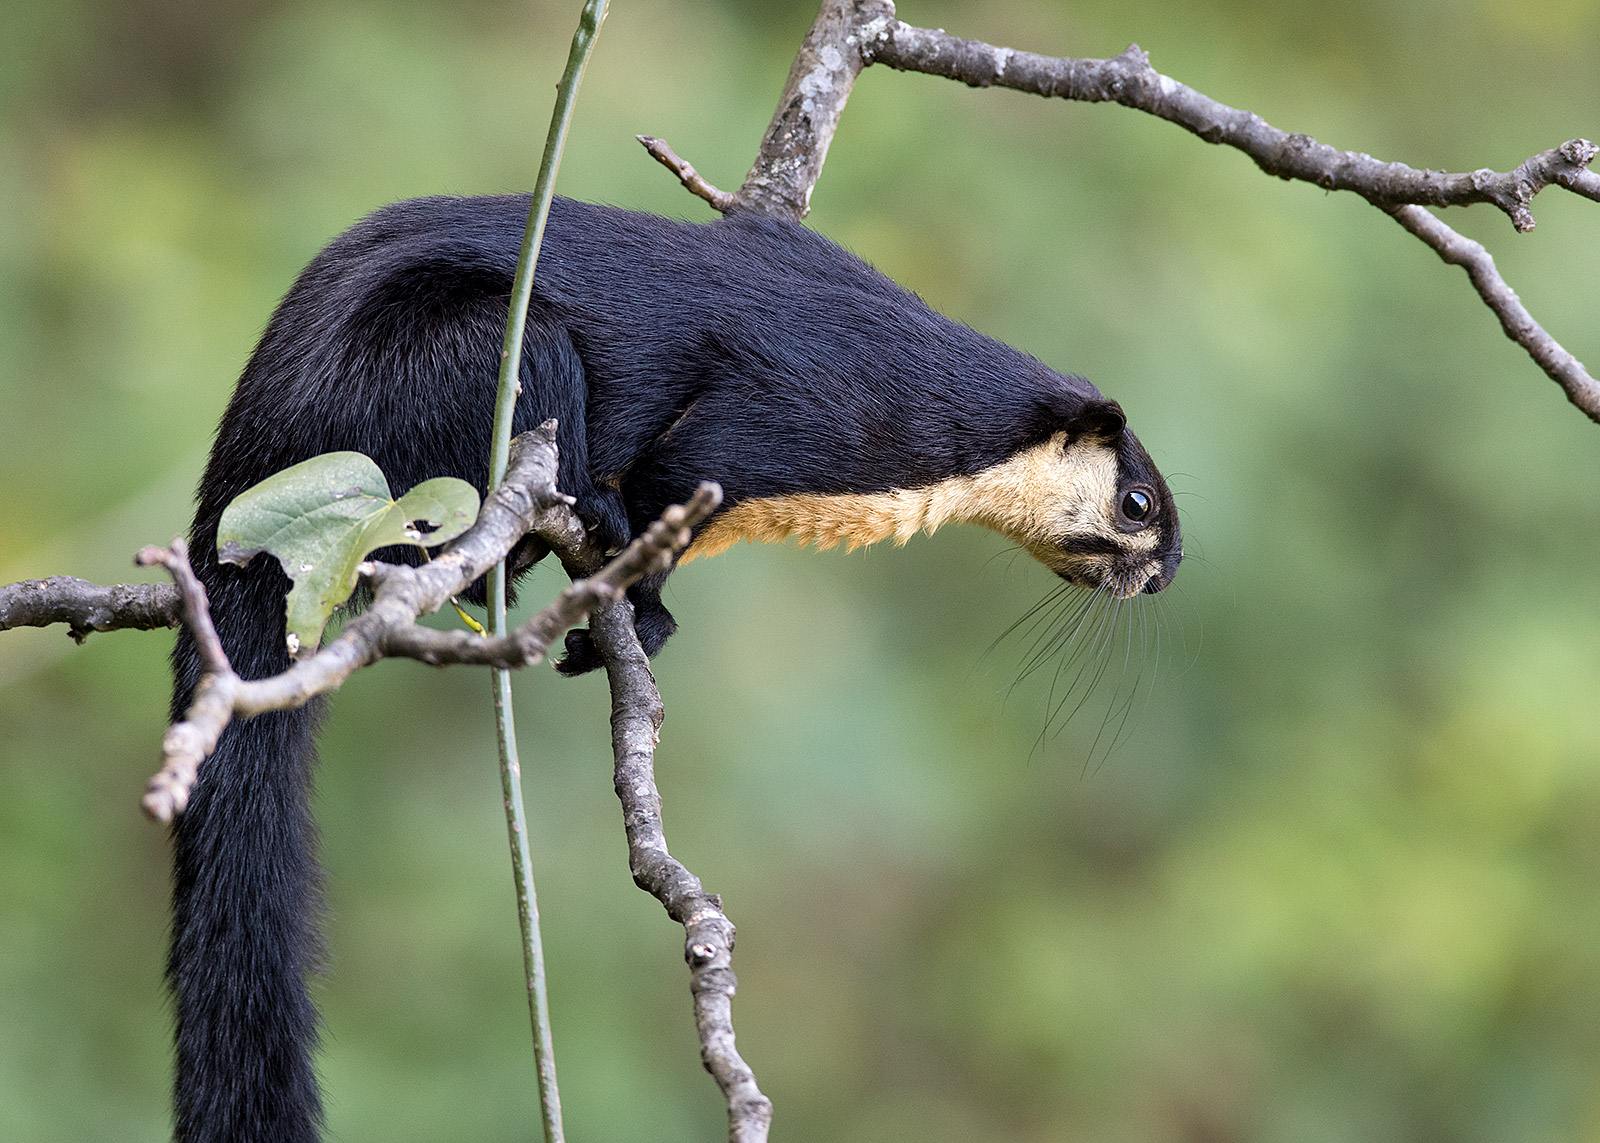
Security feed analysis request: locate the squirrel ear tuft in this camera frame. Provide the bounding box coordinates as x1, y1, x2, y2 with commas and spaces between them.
1068, 399, 1126, 440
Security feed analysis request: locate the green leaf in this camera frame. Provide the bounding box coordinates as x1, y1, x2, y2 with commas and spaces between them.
217, 452, 480, 658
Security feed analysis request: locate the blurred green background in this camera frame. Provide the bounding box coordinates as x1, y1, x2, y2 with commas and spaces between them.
3, 1, 1599, 1139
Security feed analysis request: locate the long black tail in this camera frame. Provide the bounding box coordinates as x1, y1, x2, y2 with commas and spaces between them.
159, 194, 649, 1140
167, 551, 324, 1143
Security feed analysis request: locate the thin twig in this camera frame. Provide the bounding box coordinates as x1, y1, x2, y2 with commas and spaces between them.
547, 499, 766, 1142
1385, 205, 1600, 422
637, 136, 738, 212
379, 484, 721, 667
135, 539, 239, 820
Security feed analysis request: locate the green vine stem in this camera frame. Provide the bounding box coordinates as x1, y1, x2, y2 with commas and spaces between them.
487, 3, 610, 1141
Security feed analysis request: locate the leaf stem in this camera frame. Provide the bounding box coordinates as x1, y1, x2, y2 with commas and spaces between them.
487, 3, 610, 1141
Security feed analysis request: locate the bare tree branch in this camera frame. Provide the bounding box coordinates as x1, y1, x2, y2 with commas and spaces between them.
867, 32, 1598, 233
1386, 204, 1600, 420
135, 425, 719, 822
734, 0, 892, 219
135, 539, 240, 819
644, 1, 1596, 421
379, 484, 721, 668
578, 590, 773, 1143
0, 576, 179, 640
539, 509, 770, 1142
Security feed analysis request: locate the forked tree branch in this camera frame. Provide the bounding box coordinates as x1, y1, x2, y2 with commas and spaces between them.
135, 425, 719, 821
4, 428, 752, 1134
641, 0, 1599, 421
869, 34, 1599, 231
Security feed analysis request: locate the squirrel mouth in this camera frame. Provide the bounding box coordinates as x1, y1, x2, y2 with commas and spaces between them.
1051, 553, 1172, 599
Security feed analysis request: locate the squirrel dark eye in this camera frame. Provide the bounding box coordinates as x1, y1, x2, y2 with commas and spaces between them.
1121, 489, 1152, 522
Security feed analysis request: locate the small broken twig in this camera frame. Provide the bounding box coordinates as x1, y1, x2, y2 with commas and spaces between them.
638, 136, 738, 212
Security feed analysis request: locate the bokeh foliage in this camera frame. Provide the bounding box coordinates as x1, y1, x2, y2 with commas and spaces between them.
3, 1, 1599, 1140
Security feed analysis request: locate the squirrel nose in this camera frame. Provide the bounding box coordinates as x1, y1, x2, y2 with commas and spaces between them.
1142, 555, 1180, 594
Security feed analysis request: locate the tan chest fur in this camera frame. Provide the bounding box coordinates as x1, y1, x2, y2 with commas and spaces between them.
681, 431, 1155, 565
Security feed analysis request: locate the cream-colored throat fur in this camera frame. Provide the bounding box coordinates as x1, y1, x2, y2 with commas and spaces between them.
680, 431, 1121, 564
